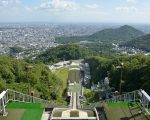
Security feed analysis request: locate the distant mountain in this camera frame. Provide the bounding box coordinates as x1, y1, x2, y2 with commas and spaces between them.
89, 25, 144, 42
123, 34, 150, 52
56, 25, 144, 44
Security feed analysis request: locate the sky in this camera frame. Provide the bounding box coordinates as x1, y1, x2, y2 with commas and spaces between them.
0, 0, 150, 23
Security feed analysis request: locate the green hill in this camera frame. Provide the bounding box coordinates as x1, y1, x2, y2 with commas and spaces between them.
56, 25, 144, 44
123, 34, 150, 52
35, 44, 93, 64
0, 55, 64, 100
89, 25, 144, 42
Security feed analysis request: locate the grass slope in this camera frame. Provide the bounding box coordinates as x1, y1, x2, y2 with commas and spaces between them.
104, 102, 148, 120
68, 70, 80, 83
7, 102, 42, 109
54, 67, 69, 96
68, 83, 81, 93
21, 109, 43, 120
108, 102, 140, 107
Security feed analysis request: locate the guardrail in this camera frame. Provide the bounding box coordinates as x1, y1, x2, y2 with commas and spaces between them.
0, 91, 7, 116
106, 89, 150, 115
0, 89, 66, 116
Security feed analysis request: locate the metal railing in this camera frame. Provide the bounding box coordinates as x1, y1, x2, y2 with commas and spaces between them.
0, 91, 7, 116
0, 89, 66, 116
106, 89, 150, 115
81, 102, 101, 109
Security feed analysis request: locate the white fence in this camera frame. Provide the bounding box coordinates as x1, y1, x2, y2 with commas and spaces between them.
106, 89, 150, 115
0, 89, 66, 116
0, 91, 7, 116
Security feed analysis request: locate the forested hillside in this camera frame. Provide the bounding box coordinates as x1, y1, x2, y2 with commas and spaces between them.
85, 54, 150, 94
123, 34, 150, 52
35, 44, 94, 64
56, 25, 144, 44
0, 55, 64, 101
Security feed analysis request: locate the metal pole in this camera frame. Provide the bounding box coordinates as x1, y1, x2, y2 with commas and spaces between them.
2, 98, 6, 116
26, 65, 33, 95
27, 73, 30, 95
120, 67, 123, 93
119, 63, 124, 94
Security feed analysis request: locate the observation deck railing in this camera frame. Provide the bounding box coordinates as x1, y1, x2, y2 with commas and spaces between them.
0, 89, 66, 116
106, 89, 150, 116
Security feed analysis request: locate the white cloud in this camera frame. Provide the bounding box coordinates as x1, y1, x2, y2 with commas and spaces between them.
86, 4, 99, 9
39, 0, 80, 11
116, 6, 138, 12
25, 7, 33, 12
0, 0, 20, 7
127, 0, 137, 4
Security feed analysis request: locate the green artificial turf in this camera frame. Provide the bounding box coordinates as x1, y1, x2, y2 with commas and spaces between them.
21, 109, 44, 120
108, 102, 140, 107
6, 102, 44, 120
104, 102, 148, 120
7, 102, 42, 109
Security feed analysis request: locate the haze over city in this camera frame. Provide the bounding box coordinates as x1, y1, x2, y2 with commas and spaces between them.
0, 0, 150, 23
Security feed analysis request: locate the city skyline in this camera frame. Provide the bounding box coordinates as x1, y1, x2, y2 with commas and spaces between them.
0, 0, 150, 23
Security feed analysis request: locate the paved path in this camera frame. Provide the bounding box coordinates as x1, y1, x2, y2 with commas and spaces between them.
73, 92, 77, 110
41, 112, 50, 120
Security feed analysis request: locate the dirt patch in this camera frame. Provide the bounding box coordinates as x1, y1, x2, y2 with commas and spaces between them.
0, 109, 25, 120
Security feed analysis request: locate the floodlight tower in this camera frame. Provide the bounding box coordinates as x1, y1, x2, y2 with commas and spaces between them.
117, 63, 124, 94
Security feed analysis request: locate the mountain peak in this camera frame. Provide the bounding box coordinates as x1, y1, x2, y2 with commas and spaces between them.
90, 25, 144, 42
119, 25, 138, 30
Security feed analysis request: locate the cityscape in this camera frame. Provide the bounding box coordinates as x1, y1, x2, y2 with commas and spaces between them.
0, 23, 111, 58
0, 23, 150, 59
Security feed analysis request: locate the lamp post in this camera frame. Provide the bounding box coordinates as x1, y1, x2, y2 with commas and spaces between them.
117, 63, 124, 94
26, 65, 33, 95
48, 83, 52, 100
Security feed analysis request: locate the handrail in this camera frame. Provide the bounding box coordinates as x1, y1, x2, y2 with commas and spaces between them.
6, 89, 50, 103
0, 91, 6, 99
106, 89, 150, 115
0, 89, 67, 116
141, 90, 150, 101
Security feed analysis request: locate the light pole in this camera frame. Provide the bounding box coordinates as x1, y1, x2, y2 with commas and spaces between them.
117, 63, 124, 94
26, 65, 33, 95
48, 83, 52, 100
